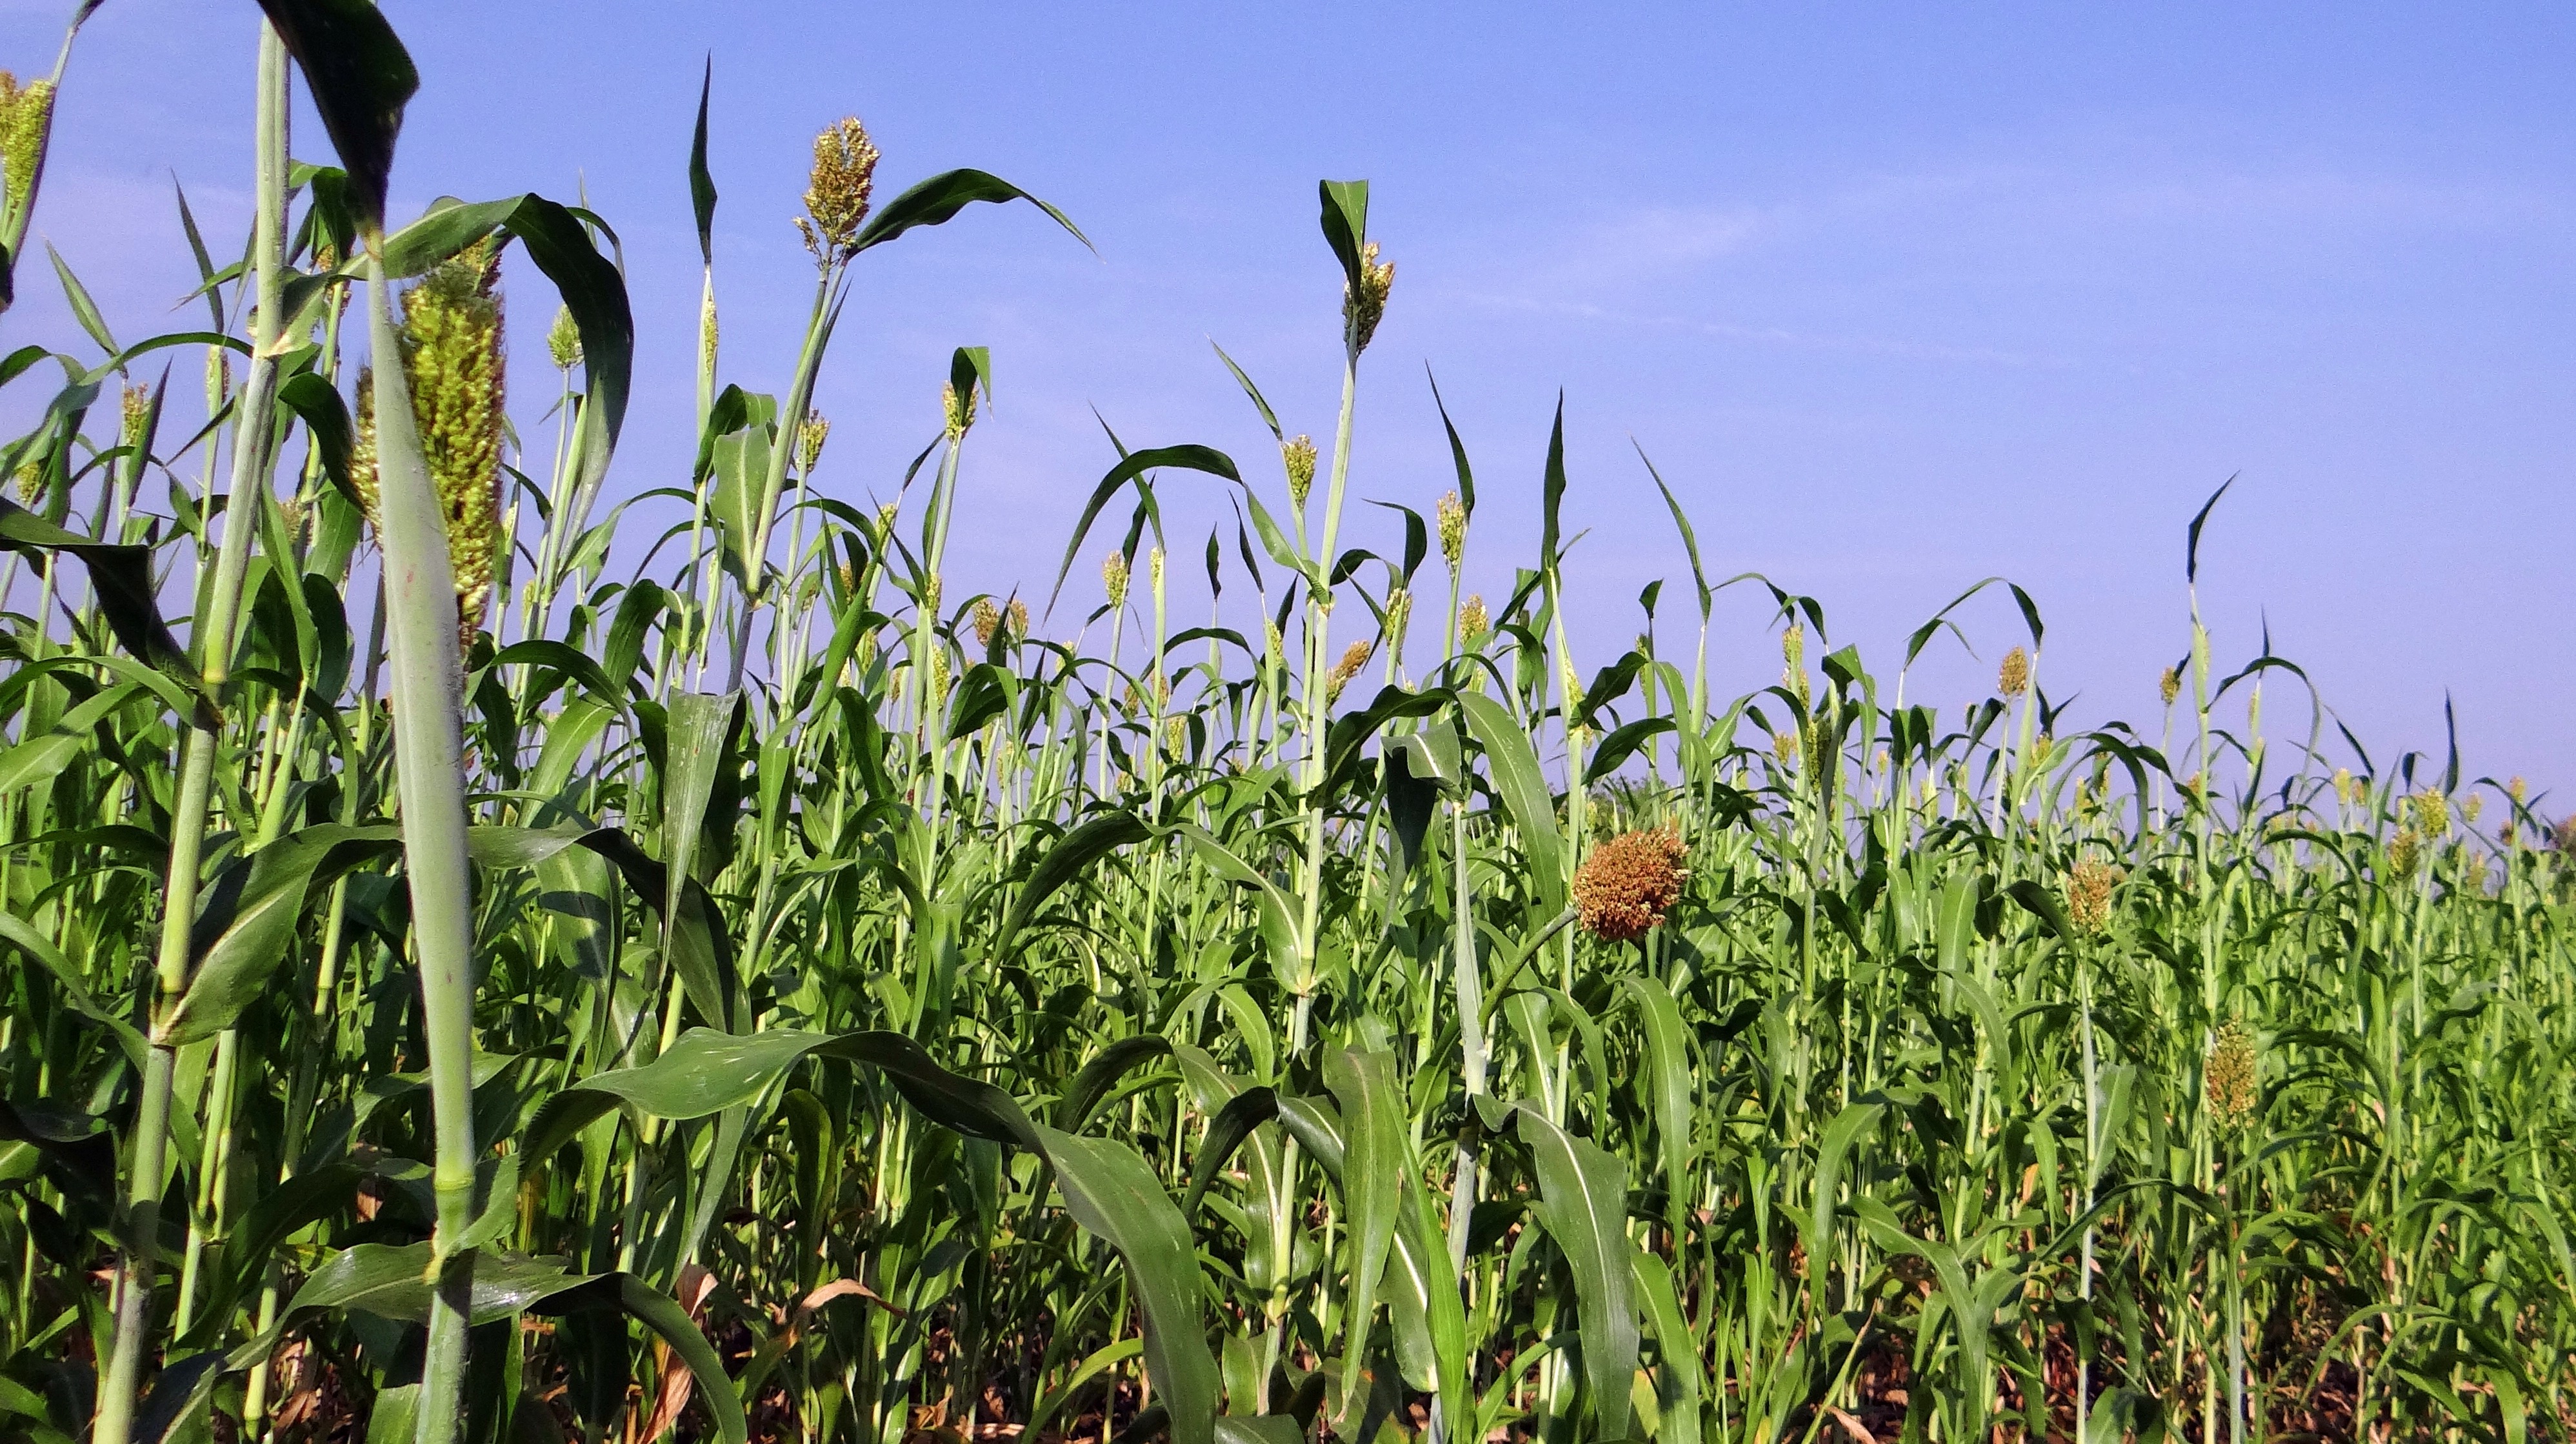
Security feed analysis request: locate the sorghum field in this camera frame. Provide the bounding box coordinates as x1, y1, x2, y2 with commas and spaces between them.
1, 8, 2569, 1444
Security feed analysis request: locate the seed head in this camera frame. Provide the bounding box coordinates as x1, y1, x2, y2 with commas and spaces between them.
1283, 434, 1317, 510
2413, 789, 2449, 837
1163, 713, 1188, 760
699, 289, 719, 374
119, 383, 152, 454
1435, 489, 1466, 572
798, 116, 879, 264
1459, 593, 1489, 643
2508, 776, 2527, 807
1770, 728, 1801, 770
875, 501, 899, 544
1148, 545, 1165, 597
2331, 767, 2355, 806
1343, 241, 1395, 353
924, 644, 949, 705
1326, 639, 1372, 705
1573, 826, 1689, 943
1999, 645, 2030, 699
12, 460, 39, 503
399, 241, 508, 646
1103, 550, 1130, 609
2159, 665, 2182, 708
1383, 587, 1412, 653
797, 410, 830, 474
941, 379, 975, 441
350, 366, 382, 529
1005, 598, 1030, 643
2064, 859, 2123, 936
921, 570, 941, 618
1263, 617, 1286, 672
2205, 1020, 2259, 1130
971, 597, 1001, 648
2553, 816, 2576, 854
546, 304, 583, 371
2387, 827, 2422, 878
2462, 794, 2483, 825
0, 72, 56, 219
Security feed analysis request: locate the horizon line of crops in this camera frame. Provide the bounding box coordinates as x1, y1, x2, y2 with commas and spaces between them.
0, 7, 2569, 1444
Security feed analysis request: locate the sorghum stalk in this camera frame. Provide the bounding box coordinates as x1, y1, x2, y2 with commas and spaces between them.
92, 31, 287, 1444
363, 239, 487, 1444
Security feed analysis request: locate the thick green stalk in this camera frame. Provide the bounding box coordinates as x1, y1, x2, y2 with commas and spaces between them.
92, 32, 287, 1444
362, 239, 484, 1444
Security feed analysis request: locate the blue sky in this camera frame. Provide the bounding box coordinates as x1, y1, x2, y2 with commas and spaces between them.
6, 2, 2571, 805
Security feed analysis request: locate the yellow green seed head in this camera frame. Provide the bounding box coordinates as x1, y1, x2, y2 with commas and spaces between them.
699, 288, 719, 374
2206, 1020, 2259, 1130
1102, 550, 1130, 609
1384, 587, 1412, 652
1148, 545, 1165, 598
12, 460, 39, 503
1459, 593, 1489, 643
1771, 727, 1801, 770
2413, 789, 2450, 837
1283, 434, 1317, 510
399, 241, 508, 644
2388, 827, 2421, 877
1999, 645, 2030, 699
971, 597, 1001, 648
1263, 617, 1286, 671
546, 304, 582, 371
2159, 665, 2182, 708
2462, 794, 2484, 825
2332, 767, 2355, 806
924, 644, 949, 705
119, 383, 151, 454
1005, 599, 1029, 643
2065, 859, 2122, 935
1436, 491, 1467, 574
875, 501, 899, 544
941, 379, 975, 441
0, 72, 56, 219
798, 116, 879, 264
798, 410, 831, 474
1343, 241, 1395, 353
350, 366, 381, 530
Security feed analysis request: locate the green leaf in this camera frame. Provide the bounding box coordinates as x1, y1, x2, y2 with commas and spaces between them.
1033, 1126, 1218, 1444
1323, 1048, 1403, 1434
1512, 1104, 1637, 1439
1317, 179, 1370, 291
990, 809, 1150, 962
166, 824, 403, 1045
1046, 445, 1242, 615
1618, 976, 1695, 1235
1630, 1245, 1704, 1444
850, 168, 1090, 257
0, 498, 206, 716
254, 0, 418, 230
688, 57, 717, 266
1583, 717, 1675, 785
1802, 1102, 1882, 1301
1459, 693, 1564, 913
1057, 1035, 1174, 1133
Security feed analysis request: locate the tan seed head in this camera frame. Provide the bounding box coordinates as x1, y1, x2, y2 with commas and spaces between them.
1999, 645, 2030, 699
799, 116, 880, 264
1573, 827, 1688, 943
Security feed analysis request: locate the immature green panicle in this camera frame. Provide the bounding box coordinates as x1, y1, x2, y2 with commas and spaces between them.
1283, 434, 1317, 510
119, 383, 150, 452
2159, 664, 2182, 708
12, 459, 37, 503
942, 380, 975, 440
400, 241, 508, 643
798, 410, 831, 473
1436, 488, 1466, 572
1574, 827, 1688, 943
350, 366, 381, 528
1383, 586, 1412, 654
1102, 550, 1129, 610
1343, 240, 1394, 353
2413, 788, 2450, 838
798, 116, 880, 264
546, 304, 582, 371
1459, 592, 1489, 643
0, 71, 55, 218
